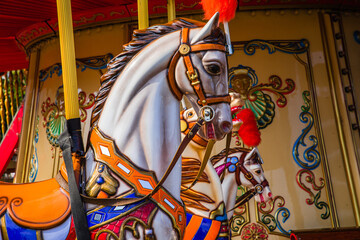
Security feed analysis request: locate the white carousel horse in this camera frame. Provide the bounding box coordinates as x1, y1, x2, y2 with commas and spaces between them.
0, 14, 232, 240
180, 107, 271, 239
211, 147, 272, 219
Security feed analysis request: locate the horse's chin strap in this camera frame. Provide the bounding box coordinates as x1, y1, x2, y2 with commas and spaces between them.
167, 27, 231, 106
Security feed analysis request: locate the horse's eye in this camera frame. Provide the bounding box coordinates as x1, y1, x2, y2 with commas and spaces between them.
255, 170, 261, 174
205, 64, 221, 75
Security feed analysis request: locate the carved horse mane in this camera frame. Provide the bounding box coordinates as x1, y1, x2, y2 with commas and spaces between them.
181, 157, 213, 212
90, 18, 225, 127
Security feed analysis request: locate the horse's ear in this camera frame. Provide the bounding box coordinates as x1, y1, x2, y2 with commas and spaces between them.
190, 12, 219, 45
244, 147, 263, 164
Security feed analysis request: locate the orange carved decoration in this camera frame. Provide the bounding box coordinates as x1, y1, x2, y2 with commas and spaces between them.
0, 178, 70, 229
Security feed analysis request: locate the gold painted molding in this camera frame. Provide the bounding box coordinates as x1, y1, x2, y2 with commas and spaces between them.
14, 49, 41, 183
294, 53, 339, 228
318, 11, 360, 226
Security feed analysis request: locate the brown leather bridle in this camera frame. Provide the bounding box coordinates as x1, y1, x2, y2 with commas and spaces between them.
234, 151, 269, 194
167, 28, 231, 106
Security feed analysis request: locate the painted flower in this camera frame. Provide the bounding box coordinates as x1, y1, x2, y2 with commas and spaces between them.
241, 223, 268, 240
226, 156, 238, 173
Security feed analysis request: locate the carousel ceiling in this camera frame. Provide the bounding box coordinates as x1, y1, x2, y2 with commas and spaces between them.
1, 0, 359, 72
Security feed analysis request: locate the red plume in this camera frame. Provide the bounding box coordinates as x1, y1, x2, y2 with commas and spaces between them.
201, 0, 238, 23
236, 108, 261, 147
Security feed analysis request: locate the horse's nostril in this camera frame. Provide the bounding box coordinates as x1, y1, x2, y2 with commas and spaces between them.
221, 121, 232, 133
268, 192, 272, 198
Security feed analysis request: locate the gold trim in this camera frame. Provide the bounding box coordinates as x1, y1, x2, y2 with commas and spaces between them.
14, 49, 41, 183
1, 215, 9, 240
294, 52, 339, 228
229, 188, 250, 237
88, 201, 149, 230
319, 11, 360, 226
36, 230, 43, 240
0, 75, 5, 135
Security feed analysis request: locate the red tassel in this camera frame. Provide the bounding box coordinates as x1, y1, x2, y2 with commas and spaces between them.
201, 0, 238, 22
236, 108, 261, 147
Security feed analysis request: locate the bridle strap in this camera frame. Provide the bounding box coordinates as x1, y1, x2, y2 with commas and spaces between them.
167, 28, 231, 106
66, 118, 206, 208
236, 151, 269, 189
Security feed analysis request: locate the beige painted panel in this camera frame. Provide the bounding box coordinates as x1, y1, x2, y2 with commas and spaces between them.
219, 9, 358, 238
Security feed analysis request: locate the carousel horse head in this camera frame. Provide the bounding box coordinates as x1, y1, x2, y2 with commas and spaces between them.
213, 147, 272, 204
93, 12, 232, 143
173, 13, 232, 140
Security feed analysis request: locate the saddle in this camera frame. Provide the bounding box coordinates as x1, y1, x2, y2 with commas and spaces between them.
0, 178, 71, 229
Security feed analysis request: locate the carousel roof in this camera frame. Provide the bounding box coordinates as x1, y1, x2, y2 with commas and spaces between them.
0, 0, 139, 72
0, 0, 200, 73
1, 0, 359, 73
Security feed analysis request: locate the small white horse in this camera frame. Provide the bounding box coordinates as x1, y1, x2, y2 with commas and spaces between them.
180, 107, 271, 240
0, 14, 232, 240
211, 147, 272, 219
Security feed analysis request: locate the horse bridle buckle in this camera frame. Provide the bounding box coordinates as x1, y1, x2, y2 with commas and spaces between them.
245, 172, 253, 180
200, 106, 215, 122
254, 184, 264, 194
187, 69, 199, 85
179, 44, 190, 55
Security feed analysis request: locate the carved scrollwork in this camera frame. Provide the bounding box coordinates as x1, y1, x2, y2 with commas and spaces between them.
230, 215, 247, 235
257, 195, 290, 236
296, 169, 329, 219
41, 89, 95, 147
248, 75, 295, 108
39, 54, 113, 82
258, 196, 285, 214
292, 91, 320, 170
244, 39, 309, 56
0, 196, 8, 214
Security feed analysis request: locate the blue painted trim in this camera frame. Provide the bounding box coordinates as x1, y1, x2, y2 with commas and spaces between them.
5, 213, 37, 240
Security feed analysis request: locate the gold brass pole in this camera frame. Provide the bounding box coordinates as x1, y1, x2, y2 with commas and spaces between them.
14, 49, 40, 183
319, 12, 360, 226
137, 0, 149, 29
56, 0, 80, 120
56, 1, 90, 239
167, 0, 176, 22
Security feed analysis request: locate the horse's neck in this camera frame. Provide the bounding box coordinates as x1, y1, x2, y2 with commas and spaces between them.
221, 172, 238, 219
220, 151, 250, 219
97, 31, 182, 200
